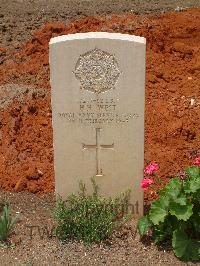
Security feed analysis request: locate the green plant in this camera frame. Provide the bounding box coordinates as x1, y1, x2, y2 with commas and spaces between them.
138, 165, 200, 261
53, 178, 131, 245
0, 204, 19, 242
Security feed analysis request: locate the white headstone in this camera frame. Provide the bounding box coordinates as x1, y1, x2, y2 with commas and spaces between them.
50, 32, 146, 216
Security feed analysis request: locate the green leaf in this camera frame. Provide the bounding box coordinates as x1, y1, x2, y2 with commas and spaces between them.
172, 229, 200, 261
174, 194, 187, 205
193, 190, 200, 203
138, 216, 152, 236
169, 201, 193, 221
152, 222, 171, 243
159, 178, 182, 200
190, 211, 200, 233
186, 166, 200, 178
0, 205, 19, 242
149, 197, 169, 225
184, 176, 200, 194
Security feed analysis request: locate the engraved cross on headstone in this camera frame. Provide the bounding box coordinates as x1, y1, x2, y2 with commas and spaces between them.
82, 128, 114, 176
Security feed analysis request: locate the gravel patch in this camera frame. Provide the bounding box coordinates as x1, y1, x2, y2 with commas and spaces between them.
0, 84, 49, 110
0, 191, 199, 266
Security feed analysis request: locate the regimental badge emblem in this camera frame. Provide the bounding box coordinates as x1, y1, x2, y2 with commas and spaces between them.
74, 48, 120, 94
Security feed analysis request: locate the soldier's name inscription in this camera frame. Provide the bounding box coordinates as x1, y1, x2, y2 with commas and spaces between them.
58, 98, 139, 124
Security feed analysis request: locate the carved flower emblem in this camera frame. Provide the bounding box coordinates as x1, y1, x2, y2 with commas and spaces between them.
74, 48, 120, 94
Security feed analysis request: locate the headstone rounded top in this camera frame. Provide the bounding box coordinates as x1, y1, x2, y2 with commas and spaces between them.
49, 32, 146, 45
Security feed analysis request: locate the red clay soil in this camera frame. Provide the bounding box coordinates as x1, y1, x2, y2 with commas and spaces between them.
0, 9, 200, 203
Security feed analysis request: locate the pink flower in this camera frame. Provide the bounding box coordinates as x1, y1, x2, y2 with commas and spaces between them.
141, 178, 154, 189
194, 157, 200, 166
144, 162, 159, 175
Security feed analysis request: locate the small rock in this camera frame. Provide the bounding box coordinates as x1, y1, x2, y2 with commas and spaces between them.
37, 169, 44, 177
41, 119, 48, 126
11, 235, 22, 245
172, 42, 193, 55
6, 36, 12, 42
14, 177, 25, 192
26, 174, 39, 180
190, 98, 195, 106
155, 71, 164, 79
175, 6, 185, 12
